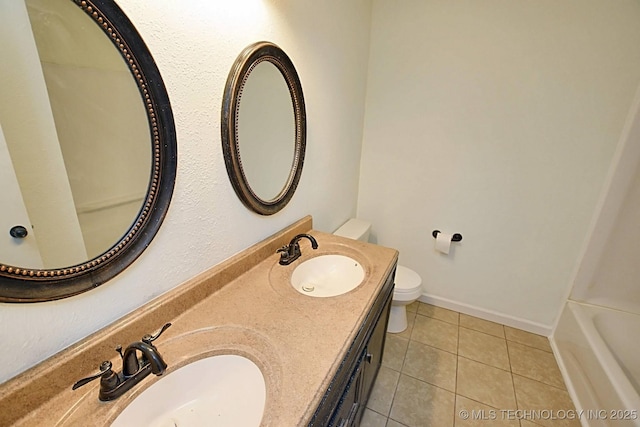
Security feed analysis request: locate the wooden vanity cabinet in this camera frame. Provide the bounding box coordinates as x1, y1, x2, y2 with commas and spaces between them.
309, 265, 395, 427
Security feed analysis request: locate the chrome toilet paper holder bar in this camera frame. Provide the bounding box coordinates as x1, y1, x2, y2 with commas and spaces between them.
432, 230, 463, 242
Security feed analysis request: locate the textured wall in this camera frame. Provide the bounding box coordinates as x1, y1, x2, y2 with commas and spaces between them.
0, 0, 372, 384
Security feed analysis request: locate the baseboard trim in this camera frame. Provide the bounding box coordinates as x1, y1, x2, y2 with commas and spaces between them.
418, 293, 553, 337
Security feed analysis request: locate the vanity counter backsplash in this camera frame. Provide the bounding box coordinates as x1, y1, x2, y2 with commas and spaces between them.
0, 216, 398, 426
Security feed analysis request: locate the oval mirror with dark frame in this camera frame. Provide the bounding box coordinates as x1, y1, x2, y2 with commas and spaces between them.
0, 0, 177, 302
221, 41, 306, 215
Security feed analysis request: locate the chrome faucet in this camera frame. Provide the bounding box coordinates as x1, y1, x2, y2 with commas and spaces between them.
277, 233, 318, 265
72, 323, 171, 401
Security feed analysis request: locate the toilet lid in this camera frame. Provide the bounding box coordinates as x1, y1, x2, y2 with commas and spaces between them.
395, 265, 422, 291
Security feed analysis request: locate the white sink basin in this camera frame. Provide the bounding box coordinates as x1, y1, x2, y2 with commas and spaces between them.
111, 355, 265, 427
291, 254, 365, 297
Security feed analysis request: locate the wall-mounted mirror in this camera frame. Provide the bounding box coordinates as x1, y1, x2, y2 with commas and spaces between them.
0, 0, 177, 302
221, 41, 306, 215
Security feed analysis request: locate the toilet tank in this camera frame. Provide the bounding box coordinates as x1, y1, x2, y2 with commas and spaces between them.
333, 218, 372, 242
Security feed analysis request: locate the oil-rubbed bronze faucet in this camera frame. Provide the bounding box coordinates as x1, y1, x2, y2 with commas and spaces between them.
72, 323, 171, 401
277, 233, 318, 265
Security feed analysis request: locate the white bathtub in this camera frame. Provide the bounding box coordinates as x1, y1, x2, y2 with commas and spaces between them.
552, 301, 640, 427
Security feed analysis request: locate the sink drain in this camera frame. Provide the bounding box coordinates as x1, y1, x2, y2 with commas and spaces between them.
301, 284, 315, 292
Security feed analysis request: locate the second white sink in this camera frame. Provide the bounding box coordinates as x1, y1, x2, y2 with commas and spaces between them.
111, 355, 265, 427
291, 254, 365, 297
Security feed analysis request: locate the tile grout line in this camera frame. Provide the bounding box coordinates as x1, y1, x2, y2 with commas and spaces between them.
505, 323, 521, 417
505, 337, 554, 354
378, 304, 571, 427
511, 372, 571, 392
455, 317, 460, 395
386, 332, 407, 424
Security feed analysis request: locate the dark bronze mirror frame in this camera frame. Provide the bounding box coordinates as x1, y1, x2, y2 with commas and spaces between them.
0, 0, 177, 302
221, 41, 306, 216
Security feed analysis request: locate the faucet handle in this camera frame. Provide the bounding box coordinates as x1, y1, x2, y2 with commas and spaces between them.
115, 344, 125, 360
72, 361, 114, 390
142, 322, 172, 345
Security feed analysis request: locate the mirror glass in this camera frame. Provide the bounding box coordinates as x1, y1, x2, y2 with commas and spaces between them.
0, 0, 150, 270
222, 41, 306, 216
0, 0, 177, 302
237, 61, 296, 201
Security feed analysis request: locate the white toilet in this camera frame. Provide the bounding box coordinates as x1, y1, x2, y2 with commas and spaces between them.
333, 219, 423, 333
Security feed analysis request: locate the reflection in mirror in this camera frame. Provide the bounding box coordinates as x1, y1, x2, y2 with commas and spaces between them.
0, 0, 177, 302
222, 41, 306, 215
237, 62, 296, 201
34, 0, 149, 266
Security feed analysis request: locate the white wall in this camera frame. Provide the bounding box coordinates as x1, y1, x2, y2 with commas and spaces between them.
575, 143, 640, 315
569, 85, 640, 316
358, 0, 640, 331
0, 0, 372, 384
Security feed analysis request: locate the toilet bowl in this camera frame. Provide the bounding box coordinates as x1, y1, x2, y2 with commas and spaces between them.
388, 265, 422, 333
333, 219, 423, 333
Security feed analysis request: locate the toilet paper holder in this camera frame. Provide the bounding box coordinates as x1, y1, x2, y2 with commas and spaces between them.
432, 230, 463, 242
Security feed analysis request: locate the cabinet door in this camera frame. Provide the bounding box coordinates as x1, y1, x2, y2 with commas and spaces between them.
309, 265, 396, 427
361, 292, 391, 403
329, 354, 364, 427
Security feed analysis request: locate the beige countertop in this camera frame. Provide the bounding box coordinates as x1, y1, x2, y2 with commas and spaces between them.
0, 216, 398, 427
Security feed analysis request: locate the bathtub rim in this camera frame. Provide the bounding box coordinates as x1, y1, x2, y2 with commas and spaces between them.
551, 301, 640, 426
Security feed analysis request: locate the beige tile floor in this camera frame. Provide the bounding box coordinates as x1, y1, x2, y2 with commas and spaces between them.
361, 302, 579, 427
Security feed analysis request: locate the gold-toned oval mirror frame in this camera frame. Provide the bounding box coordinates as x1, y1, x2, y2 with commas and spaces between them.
221, 41, 306, 216
0, 0, 177, 302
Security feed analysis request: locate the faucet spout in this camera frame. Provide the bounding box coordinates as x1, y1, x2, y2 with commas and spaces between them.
122, 341, 168, 376
291, 233, 318, 249
277, 233, 319, 265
